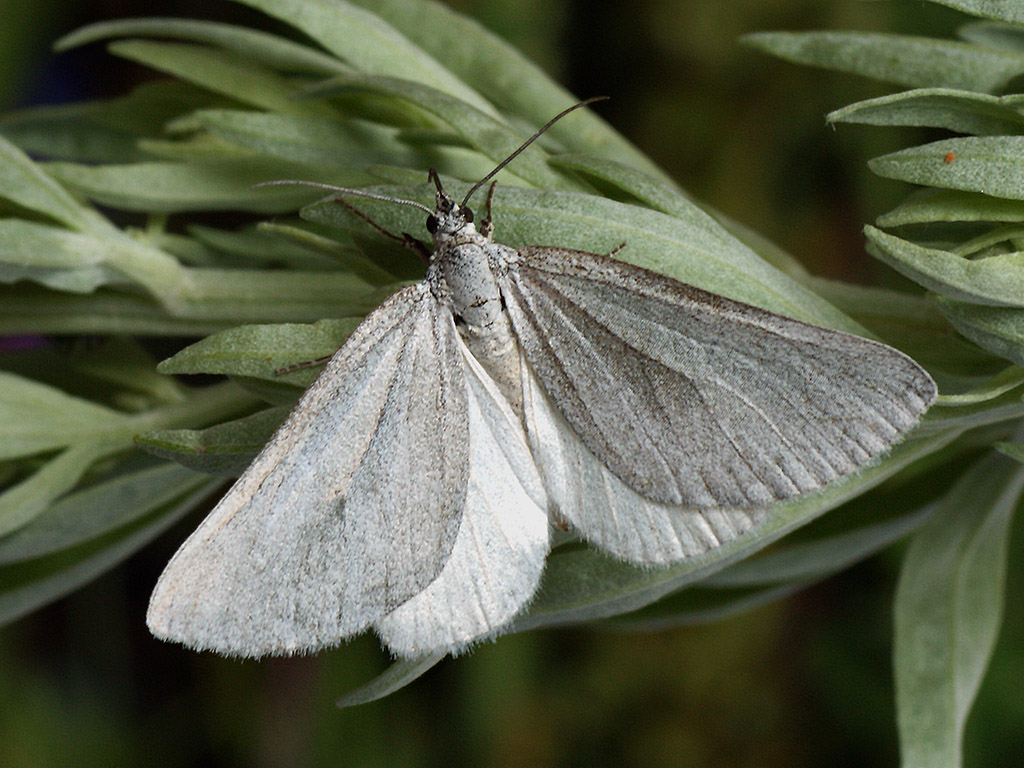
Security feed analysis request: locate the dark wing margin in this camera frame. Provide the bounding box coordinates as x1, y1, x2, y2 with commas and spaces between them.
147, 284, 469, 657
500, 246, 937, 509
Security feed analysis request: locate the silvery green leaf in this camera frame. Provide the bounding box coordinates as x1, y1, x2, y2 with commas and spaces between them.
936, 297, 1024, 366
0, 371, 125, 460
230, 0, 495, 115
828, 89, 1024, 135
0, 219, 128, 293
157, 319, 361, 380
878, 189, 1024, 227
866, 227, 1024, 307
869, 137, 1024, 201
0, 465, 219, 627
0, 442, 123, 539
106, 40, 335, 117
995, 442, 1024, 463
343, 0, 666, 180
0, 462, 211, 564
931, 0, 1024, 24
0, 135, 109, 233
55, 18, 347, 76
894, 451, 1024, 768
744, 31, 1024, 93
137, 407, 290, 476
335, 653, 445, 708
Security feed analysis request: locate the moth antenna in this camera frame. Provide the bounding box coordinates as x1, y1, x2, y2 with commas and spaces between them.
253, 180, 435, 216
460, 96, 609, 208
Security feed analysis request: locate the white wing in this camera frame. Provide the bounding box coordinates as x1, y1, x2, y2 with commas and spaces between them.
375, 343, 550, 657
501, 247, 936, 564
147, 284, 469, 656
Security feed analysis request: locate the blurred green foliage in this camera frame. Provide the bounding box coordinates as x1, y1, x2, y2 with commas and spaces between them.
1, 1, 1022, 767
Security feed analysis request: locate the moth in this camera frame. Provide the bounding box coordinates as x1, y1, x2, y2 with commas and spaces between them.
147, 103, 937, 659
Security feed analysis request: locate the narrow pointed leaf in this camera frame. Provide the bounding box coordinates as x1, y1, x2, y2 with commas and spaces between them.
343, 0, 668, 181
828, 89, 1024, 135
157, 319, 359, 378
230, 0, 495, 115
744, 31, 1024, 93
870, 137, 1024, 201
936, 297, 1024, 366
0, 135, 107, 233
56, 18, 348, 76
878, 189, 1024, 227
894, 451, 1024, 768
866, 227, 1024, 307
0, 372, 125, 460
137, 407, 290, 476
0, 441, 125, 539
335, 653, 445, 708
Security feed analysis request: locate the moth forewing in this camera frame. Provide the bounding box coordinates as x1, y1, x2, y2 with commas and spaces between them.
146, 285, 470, 657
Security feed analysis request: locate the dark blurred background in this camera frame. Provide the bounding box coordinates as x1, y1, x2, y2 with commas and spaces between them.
1, 1, 1021, 766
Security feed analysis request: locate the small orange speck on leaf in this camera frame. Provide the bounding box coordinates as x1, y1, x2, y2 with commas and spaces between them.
944, 152, 955, 163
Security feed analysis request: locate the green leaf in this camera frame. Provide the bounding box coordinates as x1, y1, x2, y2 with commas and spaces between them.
305, 74, 584, 191
959, 20, 1024, 51
894, 451, 1024, 768
704, 506, 930, 588
137, 407, 289, 476
995, 441, 1024, 463
804, 276, 1001, 381
343, 0, 668, 182
0, 371, 125, 460
865, 227, 1024, 307
878, 189, 1024, 227
0, 134, 108, 233
42, 159, 345, 214
0, 81, 223, 163
547, 153, 697, 216
335, 653, 445, 708
0, 441, 125, 539
0, 465, 219, 626
0, 461, 209, 564
56, 18, 347, 76
870, 137, 1024, 201
230, 0, 495, 115
0, 219, 128, 293
929, 0, 1024, 24
744, 31, 1024, 93
604, 582, 804, 631
936, 297, 1024, 365
106, 40, 335, 117
828, 89, 1024, 135
157, 319, 359, 378
189, 110, 422, 170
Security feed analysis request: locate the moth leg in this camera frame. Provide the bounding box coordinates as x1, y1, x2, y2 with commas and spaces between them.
335, 196, 431, 265
273, 355, 333, 375
478, 181, 497, 240
607, 241, 627, 258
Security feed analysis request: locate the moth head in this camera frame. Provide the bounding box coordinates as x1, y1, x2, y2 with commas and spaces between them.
426, 169, 475, 239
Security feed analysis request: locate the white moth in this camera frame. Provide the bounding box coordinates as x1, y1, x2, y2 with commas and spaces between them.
147, 103, 937, 659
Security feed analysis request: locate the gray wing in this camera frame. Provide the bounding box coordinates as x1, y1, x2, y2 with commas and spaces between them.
500, 246, 937, 511
147, 283, 468, 657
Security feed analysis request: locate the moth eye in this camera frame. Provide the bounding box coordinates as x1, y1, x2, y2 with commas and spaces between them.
462, 207, 474, 223
426, 215, 438, 234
